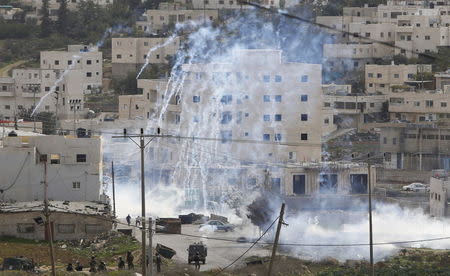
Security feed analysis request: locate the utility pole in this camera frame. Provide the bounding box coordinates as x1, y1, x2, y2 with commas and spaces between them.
111, 161, 116, 218
368, 164, 374, 276
33, 87, 37, 132
267, 203, 285, 276
42, 158, 56, 276
149, 217, 153, 276
112, 128, 157, 276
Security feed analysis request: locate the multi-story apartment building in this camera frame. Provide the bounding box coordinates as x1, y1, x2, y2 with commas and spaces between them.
179, 49, 323, 163
0, 45, 103, 121
136, 7, 219, 34
435, 68, 450, 90
380, 124, 450, 170
430, 171, 450, 217
365, 63, 432, 93
0, 134, 103, 202
323, 43, 394, 71
388, 90, 450, 123
111, 37, 181, 77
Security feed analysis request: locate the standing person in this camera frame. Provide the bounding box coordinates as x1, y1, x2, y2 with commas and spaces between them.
126, 251, 134, 270
75, 261, 83, 271
126, 214, 131, 226
194, 252, 201, 271
98, 261, 106, 272
155, 253, 162, 273
118, 256, 125, 270
89, 256, 97, 273
66, 263, 73, 271
135, 216, 141, 227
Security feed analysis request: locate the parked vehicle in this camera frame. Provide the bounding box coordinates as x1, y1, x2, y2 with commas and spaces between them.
2, 257, 34, 271
402, 182, 429, 192
200, 220, 234, 232
188, 242, 207, 264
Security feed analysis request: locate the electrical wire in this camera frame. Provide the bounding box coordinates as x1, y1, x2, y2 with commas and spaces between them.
0, 152, 30, 193
213, 216, 279, 275
238, 0, 437, 60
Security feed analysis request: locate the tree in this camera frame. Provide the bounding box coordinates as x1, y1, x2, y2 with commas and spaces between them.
18, 109, 57, 134
56, 0, 68, 35
40, 0, 52, 37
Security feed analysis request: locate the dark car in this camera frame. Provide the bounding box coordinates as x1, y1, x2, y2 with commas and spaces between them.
188, 242, 207, 264
200, 220, 234, 232
2, 257, 34, 271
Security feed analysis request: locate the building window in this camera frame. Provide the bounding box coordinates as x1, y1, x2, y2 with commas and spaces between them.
58, 224, 75, 233
263, 134, 270, 141
50, 154, 60, 164
271, 178, 281, 193
220, 112, 232, 124
384, 152, 391, 162
393, 138, 397, 145
301, 75, 308, 82
300, 133, 308, 140
274, 114, 282, 121
394, 74, 399, 78
293, 175, 305, 195
441, 102, 447, 107
377, 73, 382, 78
324, 118, 329, 124
275, 133, 282, 141
116, 54, 122, 59
45, 87, 50, 92
425, 35, 430, 40
17, 223, 35, 233
85, 224, 103, 234
383, 137, 387, 144
73, 182, 81, 189
220, 131, 232, 143
76, 154, 86, 163
5, 105, 10, 110
220, 95, 232, 104
54, 60, 59, 65
263, 114, 270, 121
263, 75, 270, 82
86, 72, 92, 77
68, 60, 72, 65
263, 95, 270, 102
368, 73, 373, 78
319, 174, 338, 194
275, 95, 282, 102
426, 100, 434, 107
87, 60, 92, 65
193, 96, 200, 103
300, 95, 308, 102
275, 75, 282, 82
301, 114, 308, 121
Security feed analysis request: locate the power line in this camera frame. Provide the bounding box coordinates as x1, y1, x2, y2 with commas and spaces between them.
213, 216, 279, 275
238, 0, 437, 60
0, 152, 30, 193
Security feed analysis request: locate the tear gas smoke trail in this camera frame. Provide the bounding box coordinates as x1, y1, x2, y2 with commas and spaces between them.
31, 25, 132, 116
135, 34, 178, 80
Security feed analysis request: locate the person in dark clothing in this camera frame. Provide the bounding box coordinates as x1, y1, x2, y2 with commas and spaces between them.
155, 253, 162, 273
193, 252, 201, 270
89, 256, 97, 272
98, 261, 106, 272
118, 257, 125, 270
126, 251, 134, 270
66, 263, 73, 271
126, 214, 131, 226
75, 261, 83, 271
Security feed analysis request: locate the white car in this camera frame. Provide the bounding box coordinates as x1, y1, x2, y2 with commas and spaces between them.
402, 183, 429, 192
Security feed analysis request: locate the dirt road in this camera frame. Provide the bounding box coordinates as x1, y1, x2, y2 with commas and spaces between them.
0, 60, 27, 77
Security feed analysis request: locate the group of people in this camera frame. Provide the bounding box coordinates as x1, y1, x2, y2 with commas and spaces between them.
126, 214, 141, 227
65, 259, 96, 272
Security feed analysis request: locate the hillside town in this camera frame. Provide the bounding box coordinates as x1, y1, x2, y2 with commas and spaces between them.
0, 0, 450, 275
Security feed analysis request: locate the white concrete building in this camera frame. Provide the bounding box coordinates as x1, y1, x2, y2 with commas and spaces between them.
136, 8, 219, 34
430, 171, 450, 217
112, 37, 181, 77
0, 134, 103, 203
0, 45, 103, 121
365, 63, 432, 93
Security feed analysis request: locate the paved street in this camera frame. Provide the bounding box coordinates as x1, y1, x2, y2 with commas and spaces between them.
121, 221, 271, 271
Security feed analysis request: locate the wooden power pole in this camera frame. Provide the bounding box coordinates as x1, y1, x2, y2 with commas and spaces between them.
42, 159, 56, 276
368, 164, 374, 276
267, 203, 285, 276
111, 161, 116, 218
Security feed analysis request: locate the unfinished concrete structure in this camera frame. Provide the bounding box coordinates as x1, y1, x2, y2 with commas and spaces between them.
429, 170, 450, 217
0, 201, 112, 241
